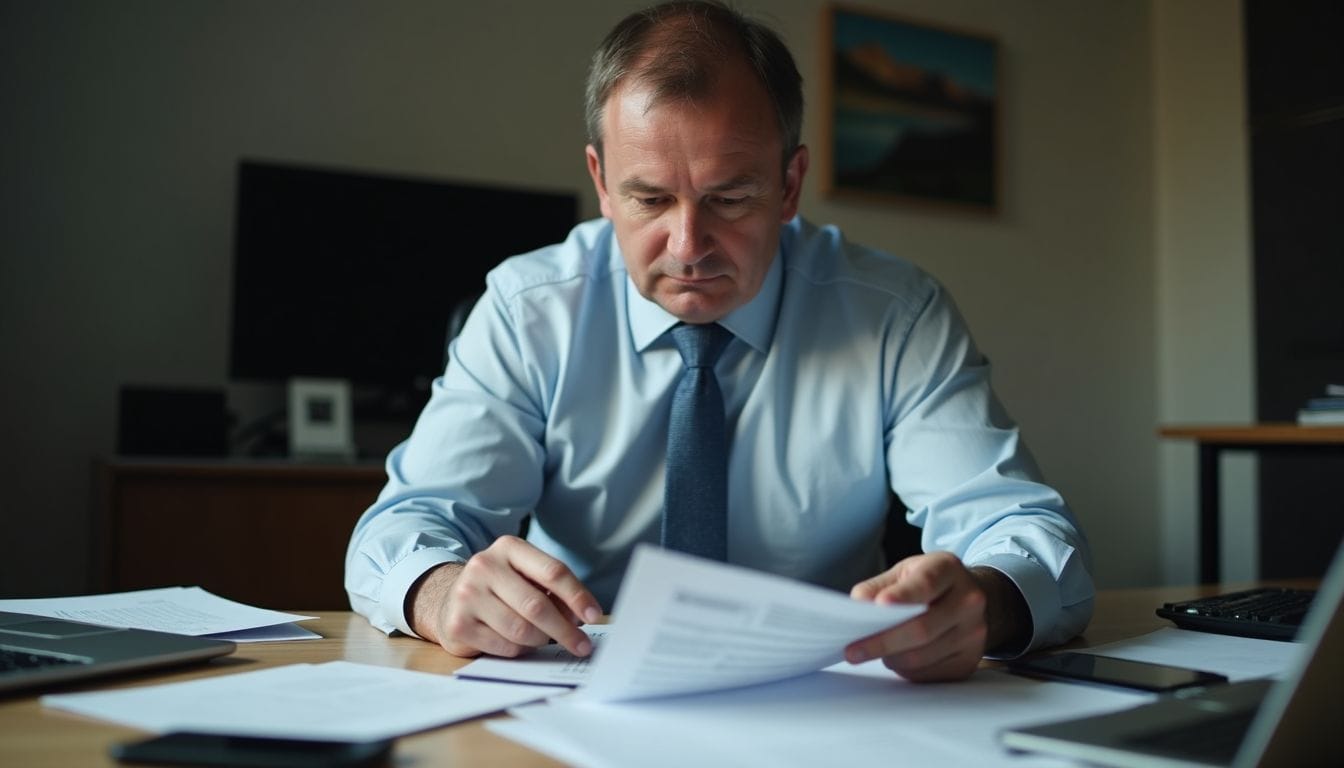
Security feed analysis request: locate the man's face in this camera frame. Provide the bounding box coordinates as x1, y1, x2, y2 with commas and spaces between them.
586, 62, 808, 324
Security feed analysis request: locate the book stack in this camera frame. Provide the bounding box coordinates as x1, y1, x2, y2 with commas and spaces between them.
1297, 384, 1344, 426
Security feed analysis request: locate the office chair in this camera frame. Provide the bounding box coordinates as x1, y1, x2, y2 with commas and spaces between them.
883, 495, 923, 566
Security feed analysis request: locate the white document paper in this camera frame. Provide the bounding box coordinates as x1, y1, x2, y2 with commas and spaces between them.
216, 623, 321, 643
456, 625, 613, 686
0, 586, 317, 641
491, 666, 1145, 768
578, 546, 926, 702
42, 661, 561, 742
1076, 627, 1305, 681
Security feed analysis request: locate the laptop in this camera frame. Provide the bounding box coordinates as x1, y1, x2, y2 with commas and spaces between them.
1000, 540, 1344, 767
0, 611, 234, 694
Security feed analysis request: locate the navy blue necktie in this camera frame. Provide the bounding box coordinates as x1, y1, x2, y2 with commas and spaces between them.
662, 322, 734, 561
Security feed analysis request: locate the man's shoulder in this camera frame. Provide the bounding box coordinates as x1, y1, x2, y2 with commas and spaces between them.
784, 217, 939, 304
487, 218, 620, 301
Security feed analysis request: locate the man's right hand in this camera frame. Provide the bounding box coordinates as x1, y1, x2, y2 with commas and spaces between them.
405, 535, 603, 659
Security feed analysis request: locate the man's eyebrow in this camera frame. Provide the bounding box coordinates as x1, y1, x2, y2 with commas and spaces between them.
617, 178, 665, 196
616, 175, 764, 196
704, 175, 763, 193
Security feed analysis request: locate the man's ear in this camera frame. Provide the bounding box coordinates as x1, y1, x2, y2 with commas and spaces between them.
780, 144, 809, 222
586, 145, 613, 219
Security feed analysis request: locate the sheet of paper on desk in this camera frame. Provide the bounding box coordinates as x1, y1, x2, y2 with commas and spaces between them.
1076, 626, 1306, 681
456, 624, 612, 686
41, 661, 562, 742
0, 586, 318, 642
577, 546, 926, 702
491, 665, 1148, 768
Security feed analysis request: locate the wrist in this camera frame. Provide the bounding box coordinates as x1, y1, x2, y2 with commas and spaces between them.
404, 562, 464, 643
970, 565, 1032, 655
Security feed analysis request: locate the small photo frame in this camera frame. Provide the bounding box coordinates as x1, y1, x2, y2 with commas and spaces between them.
287, 377, 355, 459
821, 3, 999, 212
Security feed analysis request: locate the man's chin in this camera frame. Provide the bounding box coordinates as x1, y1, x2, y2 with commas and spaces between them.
656, 288, 735, 324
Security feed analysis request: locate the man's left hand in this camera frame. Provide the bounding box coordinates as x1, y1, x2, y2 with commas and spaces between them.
845, 551, 1025, 682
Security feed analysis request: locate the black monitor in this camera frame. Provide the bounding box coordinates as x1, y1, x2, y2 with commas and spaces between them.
229, 159, 579, 419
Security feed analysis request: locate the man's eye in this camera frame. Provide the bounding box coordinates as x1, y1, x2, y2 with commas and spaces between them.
715, 197, 745, 206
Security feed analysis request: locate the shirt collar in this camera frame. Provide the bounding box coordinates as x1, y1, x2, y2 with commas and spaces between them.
626, 241, 783, 355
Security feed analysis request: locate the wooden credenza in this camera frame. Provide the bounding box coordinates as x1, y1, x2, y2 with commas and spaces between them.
94, 459, 387, 610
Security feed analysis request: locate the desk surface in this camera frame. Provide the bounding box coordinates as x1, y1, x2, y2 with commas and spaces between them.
0, 584, 1288, 767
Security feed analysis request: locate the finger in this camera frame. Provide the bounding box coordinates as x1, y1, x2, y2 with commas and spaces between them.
488, 542, 597, 656
438, 563, 542, 657
850, 568, 899, 601
846, 613, 984, 680
483, 575, 591, 654
442, 615, 533, 659
869, 554, 959, 605
844, 612, 932, 664
880, 614, 986, 682
846, 580, 986, 663
851, 563, 929, 604
882, 638, 982, 682
504, 538, 603, 623
550, 592, 584, 626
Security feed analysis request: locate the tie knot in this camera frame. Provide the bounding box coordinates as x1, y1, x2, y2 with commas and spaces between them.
670, 323, 733, 369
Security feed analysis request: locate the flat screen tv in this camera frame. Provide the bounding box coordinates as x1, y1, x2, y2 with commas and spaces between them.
229, 159, 579, 417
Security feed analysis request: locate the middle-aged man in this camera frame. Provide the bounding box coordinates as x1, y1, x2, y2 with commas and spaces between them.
346, 0, 1093, 682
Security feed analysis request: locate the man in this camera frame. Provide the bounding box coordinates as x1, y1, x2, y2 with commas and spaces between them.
346, 0, 1092, 682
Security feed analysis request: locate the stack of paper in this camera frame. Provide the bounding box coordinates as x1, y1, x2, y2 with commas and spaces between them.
578, 546, 927, 701
471, 548, 1308, 767
43, 661, 561, 742
0, 586, 318, 642
462, 545, 1139, 766
459, 546, 928, 699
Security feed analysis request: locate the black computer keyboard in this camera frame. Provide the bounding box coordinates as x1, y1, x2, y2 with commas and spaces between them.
1155, 587, 1314, 641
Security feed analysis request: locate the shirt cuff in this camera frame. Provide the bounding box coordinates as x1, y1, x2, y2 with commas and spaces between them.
972, 552, 1060, 659
380, 547, 466, 638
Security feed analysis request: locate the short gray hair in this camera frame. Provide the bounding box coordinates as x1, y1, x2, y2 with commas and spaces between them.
584, 1, 803, 171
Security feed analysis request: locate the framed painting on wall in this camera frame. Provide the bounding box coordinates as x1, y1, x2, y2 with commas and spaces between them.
822, 4, 999, 212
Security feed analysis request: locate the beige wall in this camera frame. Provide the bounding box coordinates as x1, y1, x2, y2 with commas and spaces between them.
0, 0, 1250, 597
1152, 0, 1256, 583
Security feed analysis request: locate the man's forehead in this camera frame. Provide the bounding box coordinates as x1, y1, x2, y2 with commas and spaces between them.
603, 76, 779, 147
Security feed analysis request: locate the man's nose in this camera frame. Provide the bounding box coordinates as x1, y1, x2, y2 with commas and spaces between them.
667, 204, 712, 265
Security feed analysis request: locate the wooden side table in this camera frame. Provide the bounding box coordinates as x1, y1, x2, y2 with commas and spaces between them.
1158, 424, 1344, 582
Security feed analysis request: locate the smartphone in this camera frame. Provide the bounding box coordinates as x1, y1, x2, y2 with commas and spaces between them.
109, 731, 393, 768
1006, 651, 1228, 693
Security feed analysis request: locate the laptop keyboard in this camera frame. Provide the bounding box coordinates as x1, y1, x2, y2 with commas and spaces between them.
1123, 708, 1255, 763
0, 647, 87, 674
1156, 587, 1314, 641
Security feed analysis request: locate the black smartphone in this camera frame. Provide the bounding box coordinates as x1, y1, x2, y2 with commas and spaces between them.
109, 731, 393, 768
1006, 651, 1229, 693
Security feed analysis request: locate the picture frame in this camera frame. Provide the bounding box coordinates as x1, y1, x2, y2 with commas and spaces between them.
287, 377, 355, 459
821, 4, 1000, 212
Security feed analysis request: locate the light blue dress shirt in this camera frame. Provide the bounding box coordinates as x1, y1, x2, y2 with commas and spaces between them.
345, 216, 1094, 654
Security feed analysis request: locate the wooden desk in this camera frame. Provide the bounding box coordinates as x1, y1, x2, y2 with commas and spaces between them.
1158, 423, 1344, 583
94, 459, 387, 610
0, 587, 1249, 767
